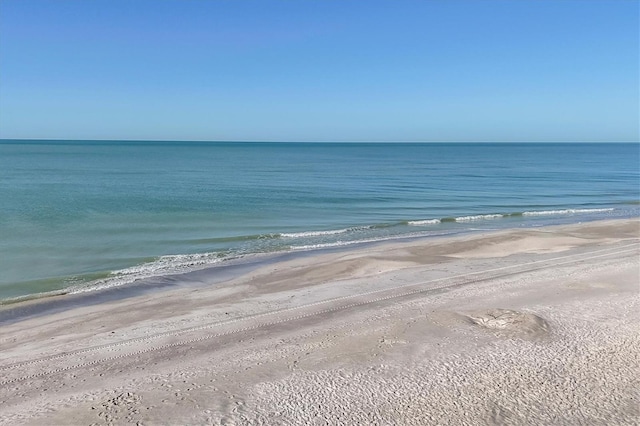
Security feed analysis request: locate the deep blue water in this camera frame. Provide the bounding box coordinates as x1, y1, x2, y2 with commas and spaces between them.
0, 141, 638, 301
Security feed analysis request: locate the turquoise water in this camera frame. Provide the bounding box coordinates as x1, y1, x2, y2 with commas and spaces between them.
1, 141, 638, 302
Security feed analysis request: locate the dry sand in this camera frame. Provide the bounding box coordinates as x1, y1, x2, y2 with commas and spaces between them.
0, 219, 639, 425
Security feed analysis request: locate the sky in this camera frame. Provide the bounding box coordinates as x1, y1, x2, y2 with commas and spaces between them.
0, 0, 638, 142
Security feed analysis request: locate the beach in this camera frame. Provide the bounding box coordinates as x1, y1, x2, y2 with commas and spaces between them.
0, 218, 638, 425
3, 1, 639, 423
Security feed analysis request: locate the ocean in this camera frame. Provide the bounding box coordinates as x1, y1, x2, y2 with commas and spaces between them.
1, 141, 638, 303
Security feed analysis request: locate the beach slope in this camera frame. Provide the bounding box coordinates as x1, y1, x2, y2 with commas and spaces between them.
1, 219, 638, 425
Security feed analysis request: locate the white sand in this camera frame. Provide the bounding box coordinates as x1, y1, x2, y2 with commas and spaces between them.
0, 219, 638, 425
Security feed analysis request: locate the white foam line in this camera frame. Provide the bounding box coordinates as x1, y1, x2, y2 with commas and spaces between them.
408, 219, 441, 226
455, 214, 504, 222
523, 208, 615, 216
280, 229, 350, 238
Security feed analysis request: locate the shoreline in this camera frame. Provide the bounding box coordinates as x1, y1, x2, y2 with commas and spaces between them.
1, 218, 638, 424
2, 216, 636, 325
1, 206, 637, 307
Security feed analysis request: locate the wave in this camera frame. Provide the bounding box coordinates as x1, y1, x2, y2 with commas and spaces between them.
289, 230, 455, 251
280, 226, 371, 238
522, 208, 614, 216
113, 252, 228, 276
69, 251, 234, 294
290, 240, 367, 251
188, 233, 280, 245
407, 208, 616, 225
194, 226, 378, 242
408, 213, 505, 224
407, 219, 441, 225
455, 214, 504, 222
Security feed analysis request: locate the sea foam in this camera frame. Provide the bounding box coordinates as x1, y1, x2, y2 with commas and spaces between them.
454, 214, 504, 222
69, 252, 230, 294
523, 208, 614, 216
407, 219, 441, 226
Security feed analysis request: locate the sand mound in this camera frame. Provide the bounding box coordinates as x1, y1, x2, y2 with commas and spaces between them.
466, 309, 550, 338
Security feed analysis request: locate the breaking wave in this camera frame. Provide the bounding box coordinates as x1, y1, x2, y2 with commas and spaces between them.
280, 226, 372, 238
522, 208, 615, 216
407, 207, 616, 226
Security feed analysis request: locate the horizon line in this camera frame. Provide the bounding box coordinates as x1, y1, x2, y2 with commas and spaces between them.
1, 138, 638, 144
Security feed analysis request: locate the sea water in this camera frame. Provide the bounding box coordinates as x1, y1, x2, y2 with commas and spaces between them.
0, 141, 638, 302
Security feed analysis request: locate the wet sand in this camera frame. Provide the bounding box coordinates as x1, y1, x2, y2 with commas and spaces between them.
1, 219, 638, 425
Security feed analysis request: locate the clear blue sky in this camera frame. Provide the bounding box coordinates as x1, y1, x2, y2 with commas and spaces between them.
0, 0, 638, 142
